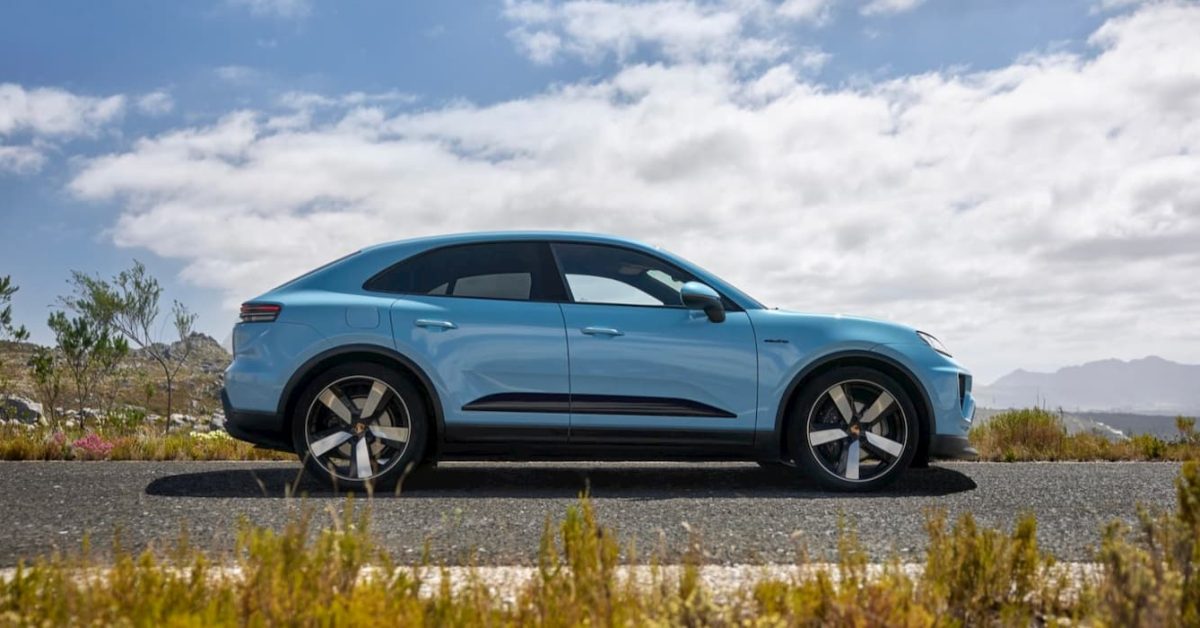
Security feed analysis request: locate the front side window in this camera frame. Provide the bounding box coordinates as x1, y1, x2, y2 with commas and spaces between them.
365, 242, 562, 301
551, 243, 698, 307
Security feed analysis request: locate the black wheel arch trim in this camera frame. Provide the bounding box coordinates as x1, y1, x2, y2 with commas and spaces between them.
277, 343, 446, 458
770, 349, 935, 461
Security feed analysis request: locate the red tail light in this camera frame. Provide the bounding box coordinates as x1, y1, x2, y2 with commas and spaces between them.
240, 303, 281, 323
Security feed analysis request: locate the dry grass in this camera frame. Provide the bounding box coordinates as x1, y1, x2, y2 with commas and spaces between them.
4, 464, 1200, 625
0, 423, 291, 462
969, 407, 1200, 462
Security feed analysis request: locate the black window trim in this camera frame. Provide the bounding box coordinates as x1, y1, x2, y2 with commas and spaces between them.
362, 240, 569, 303
362, 238, 743, 312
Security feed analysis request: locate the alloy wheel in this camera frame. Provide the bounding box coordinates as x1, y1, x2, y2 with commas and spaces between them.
303, 375, 412, 482
806, 379, 908, 483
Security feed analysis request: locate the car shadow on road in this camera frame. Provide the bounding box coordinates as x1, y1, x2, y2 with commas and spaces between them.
144, 463, 977, 499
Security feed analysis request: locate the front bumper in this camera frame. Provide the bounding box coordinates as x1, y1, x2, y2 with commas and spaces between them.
221, 388, 294, 453
930, 434, 978, 460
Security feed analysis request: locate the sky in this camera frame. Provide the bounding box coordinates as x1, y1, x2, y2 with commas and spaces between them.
1, 0, 1198, 383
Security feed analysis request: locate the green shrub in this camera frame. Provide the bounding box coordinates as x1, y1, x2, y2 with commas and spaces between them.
971, 408, 1200, 462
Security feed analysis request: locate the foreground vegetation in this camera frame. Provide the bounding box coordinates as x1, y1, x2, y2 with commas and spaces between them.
4, 463, 1200, 625
0, 421, 289, 462
970, 407, 1200, 462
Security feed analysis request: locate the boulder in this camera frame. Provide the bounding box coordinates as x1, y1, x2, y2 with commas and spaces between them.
0, 396, 44, 425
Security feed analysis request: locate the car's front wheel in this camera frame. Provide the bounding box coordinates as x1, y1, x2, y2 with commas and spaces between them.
291, 362, 428, 491
788, 367, 918, 492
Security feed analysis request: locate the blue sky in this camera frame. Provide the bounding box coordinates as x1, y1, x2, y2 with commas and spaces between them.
2, 0, 1197, 381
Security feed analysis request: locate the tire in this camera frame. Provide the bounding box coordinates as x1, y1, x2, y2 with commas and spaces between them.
788, 366, 918, 492
291, 362, 429, 491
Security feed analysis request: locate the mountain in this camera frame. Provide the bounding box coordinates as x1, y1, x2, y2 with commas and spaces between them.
975, 356, 1200, 416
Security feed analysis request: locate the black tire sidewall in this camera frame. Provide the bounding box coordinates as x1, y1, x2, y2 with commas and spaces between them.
788, 366, 919, 492
291, 362, 429, 491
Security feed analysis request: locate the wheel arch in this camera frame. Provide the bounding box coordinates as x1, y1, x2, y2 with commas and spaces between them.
773, 350, 933, 466
277, 344, 445, 460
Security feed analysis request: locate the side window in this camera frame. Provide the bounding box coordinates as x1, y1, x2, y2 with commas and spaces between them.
365, 242, 563, 301
551, 243, 697, 307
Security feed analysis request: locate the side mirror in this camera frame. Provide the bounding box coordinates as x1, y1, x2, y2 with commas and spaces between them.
680, 282, 725, 323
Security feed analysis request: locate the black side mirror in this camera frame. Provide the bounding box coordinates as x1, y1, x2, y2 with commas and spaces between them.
680, 282, 725, 323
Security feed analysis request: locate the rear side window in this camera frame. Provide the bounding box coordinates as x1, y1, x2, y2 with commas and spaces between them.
364, 242, 565, 301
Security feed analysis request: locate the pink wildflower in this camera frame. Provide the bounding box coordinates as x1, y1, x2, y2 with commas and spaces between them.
72, 433, 115, 459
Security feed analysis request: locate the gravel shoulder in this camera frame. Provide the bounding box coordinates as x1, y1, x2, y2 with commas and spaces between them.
0, 461, 1180, 566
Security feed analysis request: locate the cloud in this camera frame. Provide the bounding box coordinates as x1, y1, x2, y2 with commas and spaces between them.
0, 144, 46, 174
226, 0, 310, 19
136, 91, 175, 116
214, 65, 260, 84
503, 0, 794, 66
0, 84, 125, 137
70, 3, 1200, 379
860, 0, 925, 16
0, 83, 124, 174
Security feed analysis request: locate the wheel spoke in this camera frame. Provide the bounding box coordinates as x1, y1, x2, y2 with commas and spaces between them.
864, 432, 904, 458
369, 425, 409, 446
310, 429, 353, 458
829, 385, 854, 421
353, 437, 374, 479
860, 390, 895, 425
319, 387, 355, 424
810, 428, 850, 446
359, 380, 390, 419
843, 440, 861, 480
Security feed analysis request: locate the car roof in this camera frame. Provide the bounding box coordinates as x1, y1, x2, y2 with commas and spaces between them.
360, 231, 656, 254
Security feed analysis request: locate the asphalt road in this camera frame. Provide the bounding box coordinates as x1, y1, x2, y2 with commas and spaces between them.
0, 461, 1182, 566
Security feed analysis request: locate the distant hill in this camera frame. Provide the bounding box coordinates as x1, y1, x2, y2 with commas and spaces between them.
975, 356, 1200, 417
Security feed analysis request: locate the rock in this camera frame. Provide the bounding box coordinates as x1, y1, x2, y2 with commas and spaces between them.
0, 396, 44, 425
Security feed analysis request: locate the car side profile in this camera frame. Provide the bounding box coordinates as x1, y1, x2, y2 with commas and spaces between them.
223, 232, 976, 492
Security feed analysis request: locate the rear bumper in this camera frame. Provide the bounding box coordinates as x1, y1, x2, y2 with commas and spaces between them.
221, 388, 293, 453
929, 434, 978, 460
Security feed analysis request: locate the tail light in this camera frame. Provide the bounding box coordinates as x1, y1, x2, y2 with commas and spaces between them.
240, 303, 281, 323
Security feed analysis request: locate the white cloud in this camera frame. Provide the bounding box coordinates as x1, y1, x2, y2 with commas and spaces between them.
70, 3, 1200, 380
136, 91, 175, 116
0, 84, 124, 137
860, 0, 925, 16
0, 144, 46, 174
503, 0, 791, 65
226, 0, 310, 19
0, 84, 124, 175
777, 0, 838, 24
214, 65, 260, 84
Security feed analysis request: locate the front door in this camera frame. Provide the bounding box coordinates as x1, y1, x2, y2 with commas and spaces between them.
551, 242, 758, 446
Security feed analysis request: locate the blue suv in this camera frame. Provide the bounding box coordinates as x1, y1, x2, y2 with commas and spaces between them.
223, 232, 975, 491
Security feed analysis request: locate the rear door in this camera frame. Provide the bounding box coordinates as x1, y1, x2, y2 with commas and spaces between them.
551, 242, 759, 447
374, 241, 572, 444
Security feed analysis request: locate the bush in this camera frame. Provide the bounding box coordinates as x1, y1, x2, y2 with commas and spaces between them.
0, 422, 290, 462
971, 408, 1200, 462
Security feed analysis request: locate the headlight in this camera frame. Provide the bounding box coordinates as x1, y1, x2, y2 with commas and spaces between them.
916, 331, 952, 357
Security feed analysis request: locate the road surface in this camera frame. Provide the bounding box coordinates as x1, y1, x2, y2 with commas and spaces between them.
0, 461, 1180, 566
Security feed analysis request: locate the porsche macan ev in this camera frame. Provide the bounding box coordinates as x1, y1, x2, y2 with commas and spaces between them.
223, 232, 976, 492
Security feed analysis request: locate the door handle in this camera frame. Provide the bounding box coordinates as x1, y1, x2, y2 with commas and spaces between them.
581, 326, 623, 337
415, 319, 457, 330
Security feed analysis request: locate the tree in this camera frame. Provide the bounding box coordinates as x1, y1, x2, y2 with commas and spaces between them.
0, 275, 28, 344
0, 276, 30, 411
65, 261, 196, 429
47, 311, 126, 424
27, 348, 64, 426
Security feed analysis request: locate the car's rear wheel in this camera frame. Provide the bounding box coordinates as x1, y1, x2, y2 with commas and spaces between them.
788, 367, 918, 492
291, 362, 428, 491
